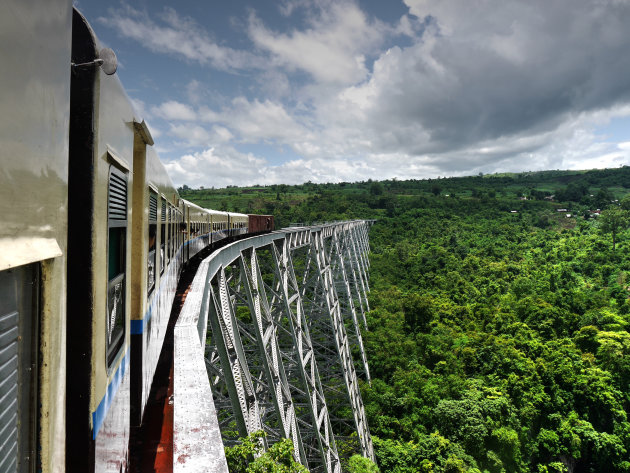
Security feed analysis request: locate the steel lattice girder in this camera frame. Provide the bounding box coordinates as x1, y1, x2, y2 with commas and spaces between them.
185, 221, 375, 472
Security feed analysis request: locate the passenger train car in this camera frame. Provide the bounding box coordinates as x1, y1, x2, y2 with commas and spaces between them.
0, 3, 274, 472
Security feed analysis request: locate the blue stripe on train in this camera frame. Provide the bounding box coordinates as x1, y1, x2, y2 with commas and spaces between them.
128, 229, 236, 335
92, 348, 129, 439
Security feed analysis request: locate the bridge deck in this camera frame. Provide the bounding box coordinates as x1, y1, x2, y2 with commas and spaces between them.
128, 221, 374, 473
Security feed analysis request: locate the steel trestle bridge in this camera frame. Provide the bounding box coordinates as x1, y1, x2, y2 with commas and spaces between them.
173, 220, 375, 472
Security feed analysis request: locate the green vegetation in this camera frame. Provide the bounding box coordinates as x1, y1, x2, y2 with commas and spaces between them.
186, 167, 630, 472
225, 431, 309, 473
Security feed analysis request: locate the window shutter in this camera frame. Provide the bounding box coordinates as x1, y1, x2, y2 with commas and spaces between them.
108, 168, 127, 222
149, 194, 157, 221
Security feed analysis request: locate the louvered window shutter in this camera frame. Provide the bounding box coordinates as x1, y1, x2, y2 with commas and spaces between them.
149, 194, 157, 222
108, 168, 127, 224
107, 167, 127, 367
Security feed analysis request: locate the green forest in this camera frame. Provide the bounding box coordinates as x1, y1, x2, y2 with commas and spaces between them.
183, 167, 630, 473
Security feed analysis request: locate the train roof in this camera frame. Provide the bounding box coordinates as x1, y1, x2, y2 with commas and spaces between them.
180, 198, 231, 217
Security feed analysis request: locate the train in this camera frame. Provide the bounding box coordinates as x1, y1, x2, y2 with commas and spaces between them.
0, 3, 274, 472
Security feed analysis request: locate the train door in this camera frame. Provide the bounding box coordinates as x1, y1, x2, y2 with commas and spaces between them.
67, 9, 99, 470
148, 191, 158, 296
160, 198, 166, 277
0, 265, 38, 473
184, 206, 189, 263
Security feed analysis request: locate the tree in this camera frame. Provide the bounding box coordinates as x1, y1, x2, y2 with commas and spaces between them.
595, 187, 615, 208
599, 208, 629, 251
225, 431, 308, 473
370, 182, 384, 196
346, 455, 380, 473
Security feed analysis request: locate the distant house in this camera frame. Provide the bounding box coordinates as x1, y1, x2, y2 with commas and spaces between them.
557, 208, 568, 212
566, 214, 572, 218
544, 195, 555, 201
510, 210, 518, 213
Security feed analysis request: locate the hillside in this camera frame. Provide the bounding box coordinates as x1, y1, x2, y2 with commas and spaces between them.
184, 167, 630, 472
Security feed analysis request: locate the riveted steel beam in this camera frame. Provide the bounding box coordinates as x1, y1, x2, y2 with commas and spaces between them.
174, 221, 375, 472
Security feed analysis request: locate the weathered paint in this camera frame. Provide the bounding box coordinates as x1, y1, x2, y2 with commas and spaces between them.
94, 354, 130, 473
130, 141, 181, 426
0, 1, 72, 471
89, 34, 136, 466
174, 254, 229, 473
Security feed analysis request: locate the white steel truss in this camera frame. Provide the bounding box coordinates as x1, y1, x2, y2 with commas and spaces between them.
176, 221, 374, 473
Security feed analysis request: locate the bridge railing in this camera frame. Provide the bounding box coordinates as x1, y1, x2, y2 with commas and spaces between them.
173, 221, 374, 473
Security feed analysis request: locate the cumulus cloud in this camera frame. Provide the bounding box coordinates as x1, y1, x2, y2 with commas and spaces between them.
104, 0, 630, 186
164, 146, 269, 188
151, 100, 197, 121
287, 0, 630, 178
221, 97, 311, 143
364, 0, 630, 153
153, 96, 310, 148
98, 4, 262, 71
169, 123, 234, 148
247, 1, 388, 84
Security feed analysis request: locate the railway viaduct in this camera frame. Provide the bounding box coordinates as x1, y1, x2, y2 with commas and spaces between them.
172, 220, 374, 473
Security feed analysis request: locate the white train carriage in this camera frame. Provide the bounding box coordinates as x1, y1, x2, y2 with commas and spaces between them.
211, 210, 230, 244
182, 199, 212, 261
0, 4, 276, 472
130, 146, 182, 428
0, 2, 72, 472
229, 212, 249, 238
66, 8, 183, 472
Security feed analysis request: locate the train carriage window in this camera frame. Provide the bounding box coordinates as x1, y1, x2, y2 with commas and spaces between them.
107, 166, 127, 366
148, 192, 157, 295
173, 208, 178, 255
178, 212, 182, 247
160, 199, 166, 275
168, 205, 173, 263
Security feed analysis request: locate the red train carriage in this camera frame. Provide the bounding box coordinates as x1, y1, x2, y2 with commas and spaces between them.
248, 214, 275, 234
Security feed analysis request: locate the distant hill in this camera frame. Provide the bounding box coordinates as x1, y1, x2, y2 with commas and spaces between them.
179, 166, 630, 227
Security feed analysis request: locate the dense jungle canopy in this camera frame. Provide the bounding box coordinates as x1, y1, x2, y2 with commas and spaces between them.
183, 167, 630, 473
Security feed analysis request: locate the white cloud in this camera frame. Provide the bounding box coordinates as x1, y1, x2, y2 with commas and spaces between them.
247, 1, 387, 84
294, 0, 630, 174
223, 97, 310, 143
159, 97, 310, 146
98, 5, 262, 71
164, 146, 269, 188
115, 0, 630, 187
152, 100, 197, 121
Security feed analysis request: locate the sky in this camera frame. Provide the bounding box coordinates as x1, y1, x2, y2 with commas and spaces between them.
76, 0, 630, 188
